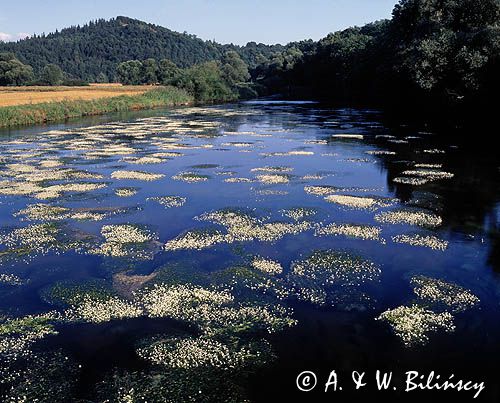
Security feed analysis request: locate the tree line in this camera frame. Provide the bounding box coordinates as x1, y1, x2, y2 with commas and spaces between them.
1, 0, 498, 121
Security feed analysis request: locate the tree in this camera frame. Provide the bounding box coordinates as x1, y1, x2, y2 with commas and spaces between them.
158, 59, 180, 84
116, 60, 143, 85
141, 58, 158, 84
41, 64, 64, 85
0, 52, 34, 85
220, 51, 250, 87
96, 72, 109, 83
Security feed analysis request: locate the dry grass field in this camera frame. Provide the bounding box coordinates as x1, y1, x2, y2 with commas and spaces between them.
0, 84, 152, 107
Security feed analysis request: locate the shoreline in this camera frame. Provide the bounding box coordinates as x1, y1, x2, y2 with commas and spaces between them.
0, 86, 195, 128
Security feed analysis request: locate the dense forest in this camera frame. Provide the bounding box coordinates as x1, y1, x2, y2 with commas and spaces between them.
1, 0, 499, 122
0, 16, 283, 82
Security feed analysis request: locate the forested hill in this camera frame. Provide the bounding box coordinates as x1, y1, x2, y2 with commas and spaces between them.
0, 16, 283, 82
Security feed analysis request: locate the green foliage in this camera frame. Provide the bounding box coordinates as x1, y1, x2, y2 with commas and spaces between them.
41, 64, 64, 85
0, 16, 282, 81
0, 52, 34, 85
117, 60, 143, 85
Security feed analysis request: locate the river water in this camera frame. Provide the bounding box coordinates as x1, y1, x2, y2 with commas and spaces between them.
0, 101, 499, 402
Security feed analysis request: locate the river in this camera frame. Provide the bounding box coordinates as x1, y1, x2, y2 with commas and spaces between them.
0, 101, 499, 402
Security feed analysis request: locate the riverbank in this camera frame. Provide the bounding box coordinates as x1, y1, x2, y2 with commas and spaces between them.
0, 86, 194, 127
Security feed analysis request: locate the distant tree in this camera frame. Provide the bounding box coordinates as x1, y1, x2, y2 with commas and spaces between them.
141, 58, 159, 84
116, 60, 143, 85
157, 59, 180, 84
0, 52, 34, 85
41, 63, 64, 85
220, 51, 250, 87
96, 72, 109, 83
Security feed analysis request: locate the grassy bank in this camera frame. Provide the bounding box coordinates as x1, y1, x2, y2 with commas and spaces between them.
0, 86, 194, 127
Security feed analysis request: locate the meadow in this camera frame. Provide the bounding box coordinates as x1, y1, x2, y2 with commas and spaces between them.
0, 85, 193, 127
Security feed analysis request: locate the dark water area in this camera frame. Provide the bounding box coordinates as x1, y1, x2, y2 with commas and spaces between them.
0, 101, 499, 402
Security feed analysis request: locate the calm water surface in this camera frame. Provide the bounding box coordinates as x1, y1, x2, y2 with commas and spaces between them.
0, 101, 499, 402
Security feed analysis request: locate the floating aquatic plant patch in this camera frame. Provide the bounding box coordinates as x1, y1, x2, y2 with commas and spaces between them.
147, 196, 186, 208
171, 171, 210, 183
411, 276, 479, 312
292, 250, 381, 286
111, 170, 165, 181
315, 223, 382, 241
392, 234, 448, 251
375, 209, 442, 228
376, 305, 455, 346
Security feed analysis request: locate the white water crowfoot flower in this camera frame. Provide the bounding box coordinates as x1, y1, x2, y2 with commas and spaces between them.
138, 283, 296, 335
324, 195, 392, 210
411, 276, 479, 312
0, 273, 24, 285
89, 224, 158, 259
281, 207, 317, 221
392, 234, 448, 250
376, 305, 455, 346
171, 171, 209, 183
315, 223, 382, 241
65, 295, 143, 323
111, 170, 165, 181
114, 187, 138, 197
251, 257, 283, 275
136, 336, 269, 369
147, 195, 186, 208
292, 250, 381, 286
375, 208, 442, 228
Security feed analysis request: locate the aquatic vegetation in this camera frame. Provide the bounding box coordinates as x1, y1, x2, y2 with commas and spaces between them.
0, 314, 58, 360
315, 223, 382, 241
224, 177, 253, 183
281, 207, 317, 221
122, 156, 165, 164
14, 203, 70, 221
366, 150, 396, 155
172, 171, 210, 183
89, 224, 158, 259
411, 276, 479, 312
114, 187, 138, 197
255, 174, 290, 184
148, 195, 186, 208
375, 209, 442, 228
393, 177, 430, 185
111, 170, 165, 181
0, 273, 24, 285
0, 223, 62, 256
251, 166, 293, 173
113, 271, 157, 298
401, 169, 454, 180
423, 149, 446, 154
251, 257, 283, 275
137, 336, 264, 369
165, 228, 226, 251
292, 250, 381, 286
304, 185, 338, 196
392, 234, 448, 250
415, 163, 443, 169
376, 305, 455, 346
330, 134, 364, 140
66, 295, 142, 323
324, 194, 389, 210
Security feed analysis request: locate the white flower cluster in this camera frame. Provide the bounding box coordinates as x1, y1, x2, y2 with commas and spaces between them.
165, 229, 226, 251
281, 208, 317, 221
401, 169, 454, 180
224, 177, 254, 183
171, 172, 209, 183
330, 134, 364, 140
111, 170, 165, 181
292, 250, 381, 286
136, 336, 256, 369
0, 273, 24, 285
393, 177, 430, 185
255, 174, 290, 184
147, 196, 186, 208
15, 203, 107, 222
89, 224, 157, 259
392, 234, 448, 250
375, 209, 442, 228
0, 223, 59, 255
365, 150, 396, 156
315, 223, 382, 241
252, 257, 283, 275
304, 185, 338, 196
114, 187, 138, 197
324, 195, 385, 210
66, 295, 142, 323
376, 305, 455, 346
122, 156, 164, 165
250, 166, 293, 173
411, 276, 479, 312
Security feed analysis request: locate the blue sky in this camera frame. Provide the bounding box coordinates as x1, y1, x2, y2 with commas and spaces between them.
0, 0, 399, 45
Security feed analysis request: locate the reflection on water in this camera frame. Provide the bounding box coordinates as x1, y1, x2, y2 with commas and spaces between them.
0, 101, 499, 401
